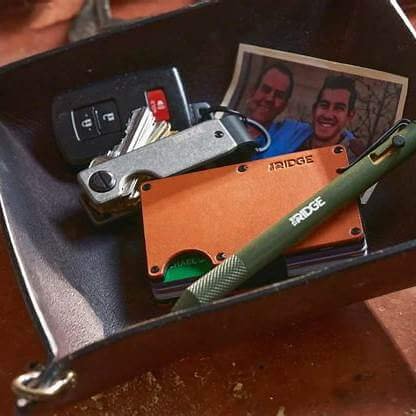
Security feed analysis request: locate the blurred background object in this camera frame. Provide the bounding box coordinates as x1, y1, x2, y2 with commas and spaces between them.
68, 0, 203, 41
0, 0, 197, 66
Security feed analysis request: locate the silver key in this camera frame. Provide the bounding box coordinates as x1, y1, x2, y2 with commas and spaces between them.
123, 117, 173, 199
89, 107, 172, 186
82, 108, 173, 224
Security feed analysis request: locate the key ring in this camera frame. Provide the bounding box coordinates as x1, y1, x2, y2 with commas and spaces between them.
200, 106, 271, 153
12, 369, 76, 402
244, 117, 271, 153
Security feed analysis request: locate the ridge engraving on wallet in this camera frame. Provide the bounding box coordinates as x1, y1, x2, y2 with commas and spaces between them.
268, 155, 314, 171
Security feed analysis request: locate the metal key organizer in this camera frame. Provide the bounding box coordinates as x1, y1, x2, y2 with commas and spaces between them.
2, 0, 416, 413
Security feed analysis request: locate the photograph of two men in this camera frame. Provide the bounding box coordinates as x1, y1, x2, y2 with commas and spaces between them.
223, 44, 408, 166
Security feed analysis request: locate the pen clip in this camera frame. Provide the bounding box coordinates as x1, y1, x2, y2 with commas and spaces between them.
340, 118, 411, 173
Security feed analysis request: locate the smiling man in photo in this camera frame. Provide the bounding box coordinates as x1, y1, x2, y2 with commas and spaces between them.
299, 75, 365, 160
246, 63, 293, 128
246, 63, 315, 158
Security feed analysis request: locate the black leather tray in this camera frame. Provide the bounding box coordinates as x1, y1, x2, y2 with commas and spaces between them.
1, 0, 416, 413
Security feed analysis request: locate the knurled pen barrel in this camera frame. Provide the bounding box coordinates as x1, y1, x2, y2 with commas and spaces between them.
172, 120, 416, 311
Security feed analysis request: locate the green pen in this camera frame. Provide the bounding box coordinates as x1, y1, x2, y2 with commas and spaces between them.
172, 119, 416, 311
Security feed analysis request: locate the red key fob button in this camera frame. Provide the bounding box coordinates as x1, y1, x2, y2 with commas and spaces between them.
146, 89, 171, 121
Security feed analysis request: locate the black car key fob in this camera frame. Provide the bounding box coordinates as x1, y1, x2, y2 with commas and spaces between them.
52, 67, 199, 166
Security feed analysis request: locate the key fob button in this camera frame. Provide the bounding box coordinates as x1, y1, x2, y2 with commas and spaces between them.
146, 89, 171, 122
73, 106, 100, 141
94, 100, 121, 135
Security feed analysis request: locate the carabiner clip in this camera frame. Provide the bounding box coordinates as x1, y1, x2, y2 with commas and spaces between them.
200, 106, 272, 153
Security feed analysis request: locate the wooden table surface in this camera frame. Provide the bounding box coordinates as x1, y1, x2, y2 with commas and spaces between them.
1, 2, 416, 415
